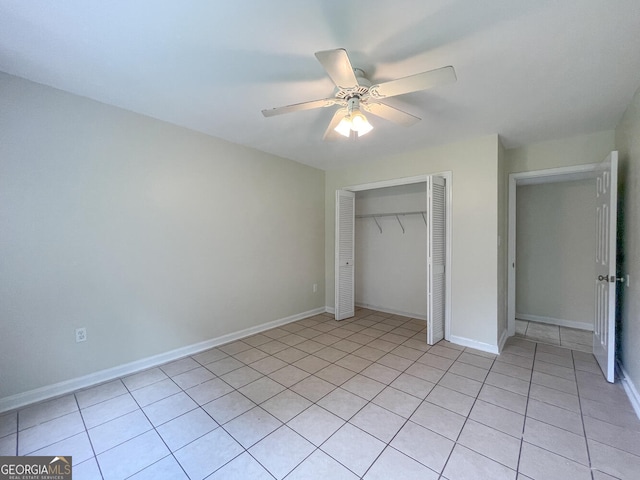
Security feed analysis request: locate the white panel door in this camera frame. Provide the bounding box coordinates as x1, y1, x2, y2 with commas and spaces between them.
593, 151, 618, 383
427, 176, 446, 344
335, 189, 355, 320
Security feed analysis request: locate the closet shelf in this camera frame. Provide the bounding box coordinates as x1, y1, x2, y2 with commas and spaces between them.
355, 210, 426, 219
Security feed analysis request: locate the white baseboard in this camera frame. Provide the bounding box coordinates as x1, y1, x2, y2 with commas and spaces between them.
516, 313, 593, 331
0, 307, 326, 414
448, 335, 500, 355
355, 302, 426, 321
618, 362, 640, 421
498, 329, 509, 353
325, 306, 335, 315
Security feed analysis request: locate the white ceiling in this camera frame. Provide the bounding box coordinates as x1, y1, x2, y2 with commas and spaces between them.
2, 1, 640, 170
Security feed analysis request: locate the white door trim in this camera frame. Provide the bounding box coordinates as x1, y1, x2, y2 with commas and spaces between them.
340, 173, 452, 340
343, 174, 432, 191
507, 163, 600, 336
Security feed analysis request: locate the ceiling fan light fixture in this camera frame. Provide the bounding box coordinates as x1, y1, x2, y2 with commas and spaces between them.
334, 116, 353, 137
351, 110, 373, 135
334, 97, 373, 137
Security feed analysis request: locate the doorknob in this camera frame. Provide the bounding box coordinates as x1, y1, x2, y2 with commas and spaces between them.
598, 274, 618, 283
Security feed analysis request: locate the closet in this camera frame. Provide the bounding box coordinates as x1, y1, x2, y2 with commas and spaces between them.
335, 176, 447, 344
354, 183, 428, 318
515, 178, 596, 330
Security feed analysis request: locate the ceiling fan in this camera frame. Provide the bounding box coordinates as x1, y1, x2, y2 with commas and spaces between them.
261, 48, 456, 140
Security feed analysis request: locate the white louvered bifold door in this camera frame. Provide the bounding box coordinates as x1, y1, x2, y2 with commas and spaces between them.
335, 190, 355, 320
427, 176, 446, 345
593, 152, 618, 383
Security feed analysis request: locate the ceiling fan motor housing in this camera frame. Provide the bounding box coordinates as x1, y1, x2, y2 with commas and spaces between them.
346, 96, 360, 115
335, 68, 371, 101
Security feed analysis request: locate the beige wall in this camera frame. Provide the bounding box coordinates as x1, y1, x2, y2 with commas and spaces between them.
0, 73, 325, 400
325, 135, 500, 349
615, 84, 640, 397
507, 130, 616, 173
516, 180, 596, 328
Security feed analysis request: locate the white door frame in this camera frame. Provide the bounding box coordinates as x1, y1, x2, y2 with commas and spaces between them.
341, 173, 452, 340
507, 163, 600, 336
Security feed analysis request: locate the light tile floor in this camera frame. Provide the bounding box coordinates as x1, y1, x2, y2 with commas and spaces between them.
515, 319, 594, 353
1, 309, 639, 479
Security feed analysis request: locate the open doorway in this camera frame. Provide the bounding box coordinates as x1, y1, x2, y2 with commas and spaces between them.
514, 177, 596, 352
507, 164, 600, 343
508, 153, 619, 382
516, 177, 596, 352
354, 182, 429, 320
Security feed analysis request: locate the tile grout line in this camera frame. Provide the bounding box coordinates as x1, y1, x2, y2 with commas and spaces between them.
515, 340, 537, 476
492, 339, 601, 473
438, 348, 521, 478
499, 341, 593, 411
516, 320, 594, 353
14, 397, 92, 458
118, 369, 198, 479
13, 410, 19, 456
572, 348, 596, 480
358, 336, 438, 479
12, 410, 18, 456
72, 392, 104, 479
514, 340, 603, 476
437, 347, 480, 479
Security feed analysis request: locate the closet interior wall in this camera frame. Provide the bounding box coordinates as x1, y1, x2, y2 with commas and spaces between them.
355, 183, 427, 319
516, 178, 596, 330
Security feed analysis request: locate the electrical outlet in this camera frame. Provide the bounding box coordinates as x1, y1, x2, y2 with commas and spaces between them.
75, 327, 87, 343
313, 283, 318, 293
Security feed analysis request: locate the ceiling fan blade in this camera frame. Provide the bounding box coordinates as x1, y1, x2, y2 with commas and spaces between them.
369, 66, 456, 99
262, 98, 340, 117
315, 48, 359, 90
323, 108, 347, 141
363, 102, 420, 126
